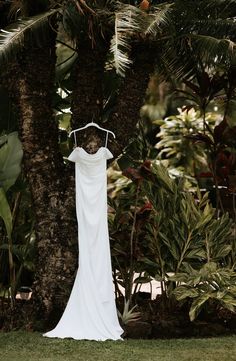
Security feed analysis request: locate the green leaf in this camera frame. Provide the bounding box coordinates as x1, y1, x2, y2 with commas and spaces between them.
185, 248, 206, 260
200, 262, 218, 275
173, 286, 199, 301
220, 295, 236, 308
0, 132, 23, 192
189, 293, 212, 321
0, 187, 12, 239
152, 164, 175, 193
194, 212, 213, 232
169, 273, 188, 283
154, 273, 165, 282
213, 245, 232, 259
133, 276, 152, 284
226, 100, 236, 127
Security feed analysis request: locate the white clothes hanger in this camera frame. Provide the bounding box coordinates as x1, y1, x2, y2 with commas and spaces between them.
69, 121, 115, 147
69, 122, 115, 138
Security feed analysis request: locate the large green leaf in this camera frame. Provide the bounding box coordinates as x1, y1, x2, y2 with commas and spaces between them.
173, 285, 199, 301
0, 187, 12, 239
152, 164, 175, 193
189, 293, 212, 321
0, 132, 23, 192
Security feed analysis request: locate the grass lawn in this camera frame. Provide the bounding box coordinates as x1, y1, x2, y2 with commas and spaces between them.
0, 331, 235, 361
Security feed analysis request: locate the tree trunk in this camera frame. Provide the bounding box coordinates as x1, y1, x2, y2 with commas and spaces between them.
70, 39, 110, 152
3, 25, 77, 327
108, 42, 155, 157
18, 44, 78, 325
70, 40, 155, 155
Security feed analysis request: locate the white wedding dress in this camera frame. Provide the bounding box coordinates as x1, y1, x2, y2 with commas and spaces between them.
44, 146, 123, 341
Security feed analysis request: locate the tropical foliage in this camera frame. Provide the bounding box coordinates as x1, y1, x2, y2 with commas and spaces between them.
109, 156, 235, 318
171, 262, 236, 321
154, 107, 217, 180
0, 132, 35, 306
0, 0, 236, 331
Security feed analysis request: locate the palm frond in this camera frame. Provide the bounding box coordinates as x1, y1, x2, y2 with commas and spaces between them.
190, 34, 236, 65
173, 0, 236, 20
156, 29, 236, 83
185, 18, 236, 41
109, 5, 142, 77
144, 3, 173, 36
201, 0, 236, 15
0, 9, 58, 64
156, 41, 198, 83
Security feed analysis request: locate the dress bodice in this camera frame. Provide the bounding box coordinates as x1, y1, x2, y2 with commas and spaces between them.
68, 147, 113, 161
68, 147, 113, 177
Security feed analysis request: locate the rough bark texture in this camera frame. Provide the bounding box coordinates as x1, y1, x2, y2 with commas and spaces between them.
70, 39, 110, 153
108, 42, 155, 158
18, 44, 77, 324
3, 28, 77, 326
70, 40, 155, 155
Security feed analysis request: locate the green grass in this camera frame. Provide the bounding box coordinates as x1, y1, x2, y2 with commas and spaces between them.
0, 331, 235, 361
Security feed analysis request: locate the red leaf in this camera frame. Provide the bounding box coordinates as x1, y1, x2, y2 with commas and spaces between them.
213, 119, 227, 144
138, 202, 152, 214
122, 167, 143, 181
198, 172, 213, 178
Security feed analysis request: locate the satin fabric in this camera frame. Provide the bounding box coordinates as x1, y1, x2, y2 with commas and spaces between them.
43, 147, 123, 341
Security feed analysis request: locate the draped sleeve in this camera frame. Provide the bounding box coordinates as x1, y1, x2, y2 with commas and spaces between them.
104, 148, 113, 160
67, 148, 79, 163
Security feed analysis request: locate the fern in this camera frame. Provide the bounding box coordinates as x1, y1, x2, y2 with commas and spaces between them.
0, 9, 58, 63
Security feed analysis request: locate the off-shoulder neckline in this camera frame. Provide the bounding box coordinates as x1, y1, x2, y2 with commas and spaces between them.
75, 147, 110, 157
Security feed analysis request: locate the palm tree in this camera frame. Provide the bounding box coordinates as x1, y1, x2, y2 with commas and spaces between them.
0, 1, 78, 325
1, 0, 236, 327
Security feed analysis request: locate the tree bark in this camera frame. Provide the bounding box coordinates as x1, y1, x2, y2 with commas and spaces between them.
3, 25, 78, 327
108, 42, 155, 157
70, 39, 110, 152
18, 43, 78, 325
70, 40, 155, 155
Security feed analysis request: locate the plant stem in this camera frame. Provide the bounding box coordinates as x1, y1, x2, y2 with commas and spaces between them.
176, 231, 193, 273
8, 237, 15, 308
205, 234, 211, 263
211, 156, 224, 214
128, 182, 141, 305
